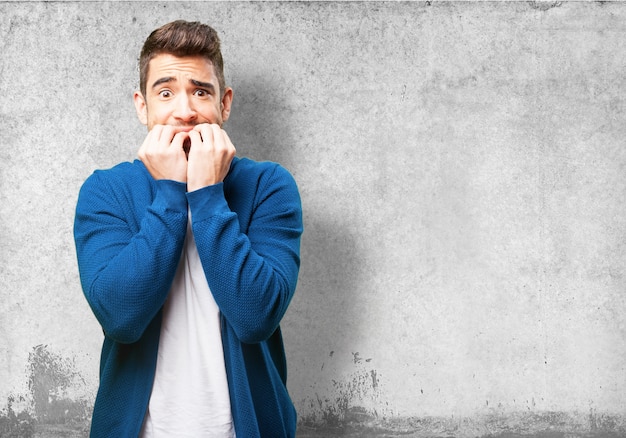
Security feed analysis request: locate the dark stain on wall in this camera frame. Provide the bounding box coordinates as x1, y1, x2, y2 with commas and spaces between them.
0, 345, 91, 437
298, 410, 626, 437
27, 344, 89, 425
297, 353, 626, 437
527, 1, 562, 12
0, 394, 35, 437
300, 351, 385, 429
3, 346, 625, 437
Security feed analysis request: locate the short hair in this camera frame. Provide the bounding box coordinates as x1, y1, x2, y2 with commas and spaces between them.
139, 20, 225, 97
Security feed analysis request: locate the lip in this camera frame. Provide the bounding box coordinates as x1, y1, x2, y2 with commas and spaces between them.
175, 125, 196, 133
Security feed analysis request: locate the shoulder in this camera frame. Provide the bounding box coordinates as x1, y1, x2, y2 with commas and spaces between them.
89, 160, 148, 182
81, 160, 150, 191
224, 157, 301, 222
228, 157, 298, 191
77, 160, 154, 208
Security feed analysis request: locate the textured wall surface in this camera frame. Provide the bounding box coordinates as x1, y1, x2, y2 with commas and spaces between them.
1, 2, 626, 437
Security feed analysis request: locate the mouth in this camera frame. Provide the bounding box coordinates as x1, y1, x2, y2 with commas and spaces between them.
183, 137, 191, 156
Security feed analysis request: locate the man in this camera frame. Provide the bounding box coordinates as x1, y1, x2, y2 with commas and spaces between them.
74, 20, 303, 437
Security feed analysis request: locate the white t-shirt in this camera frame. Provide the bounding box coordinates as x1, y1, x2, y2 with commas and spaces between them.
140, 213, 235, 437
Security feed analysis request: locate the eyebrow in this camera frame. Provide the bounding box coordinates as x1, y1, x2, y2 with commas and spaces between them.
190, 79, 215, 91
151, 77, 175, 89
151, 76, 216, 92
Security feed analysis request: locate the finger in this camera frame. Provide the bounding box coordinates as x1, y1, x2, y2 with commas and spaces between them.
138, 125, 161, 157
170, 131, 189, 149
187, 130, 202, 155
192, 123, 207, 141
151, 125, 165, 142
203, 124, 229, 153
159, 125, 177, 147
199, 124, 215, 145
187, 130, 202, 145
220, 129, 235, 151
211, 124, 224, 147
215, 128, 236, 158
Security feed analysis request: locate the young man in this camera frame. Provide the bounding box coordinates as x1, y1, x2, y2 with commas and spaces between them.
74, 20, 303, 437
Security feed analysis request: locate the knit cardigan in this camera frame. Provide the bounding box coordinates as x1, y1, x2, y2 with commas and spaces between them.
74, 157, 303, 437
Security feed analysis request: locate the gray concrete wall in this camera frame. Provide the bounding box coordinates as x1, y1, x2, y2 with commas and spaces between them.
1, 2, 625, 436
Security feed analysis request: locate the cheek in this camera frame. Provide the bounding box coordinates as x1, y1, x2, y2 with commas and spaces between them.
199, 106, 223, 124
147, 105, 171, 125
197, 111, 220, 123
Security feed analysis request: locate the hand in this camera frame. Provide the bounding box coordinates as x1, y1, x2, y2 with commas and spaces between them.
138, 125, 189, 183
186, 124, 236, 191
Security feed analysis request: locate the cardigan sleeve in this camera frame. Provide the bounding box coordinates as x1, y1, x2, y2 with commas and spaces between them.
186, 164, 303, 344
73, 169, 188, 344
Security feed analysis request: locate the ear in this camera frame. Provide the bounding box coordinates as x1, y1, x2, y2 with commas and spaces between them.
220, 87, 233, 123
133, 91, 148, 126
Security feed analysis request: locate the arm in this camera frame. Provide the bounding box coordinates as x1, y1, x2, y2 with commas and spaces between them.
187, 164, 303, 343
74, 169, 188, 344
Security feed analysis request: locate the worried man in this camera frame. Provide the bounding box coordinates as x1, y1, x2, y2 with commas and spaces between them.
74, 20, 303, 437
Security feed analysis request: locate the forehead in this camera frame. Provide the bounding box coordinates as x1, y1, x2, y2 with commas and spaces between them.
147, 53, 218, 84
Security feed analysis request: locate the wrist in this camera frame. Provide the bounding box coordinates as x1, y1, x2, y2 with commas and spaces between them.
187, 178, 215, 193
186, 183, 230, 221
153, 179, 189, 213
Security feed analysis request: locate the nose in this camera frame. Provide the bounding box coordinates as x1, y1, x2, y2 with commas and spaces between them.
173, 94, 197, 123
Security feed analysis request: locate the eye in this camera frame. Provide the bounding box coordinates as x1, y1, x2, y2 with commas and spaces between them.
158, 89, 172, 99
194, 89, 210, 98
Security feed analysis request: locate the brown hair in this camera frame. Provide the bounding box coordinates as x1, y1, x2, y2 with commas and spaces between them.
139, 20, 225, 97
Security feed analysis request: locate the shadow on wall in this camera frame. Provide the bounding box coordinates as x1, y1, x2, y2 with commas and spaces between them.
227, 71, 374, 428
295, 216, 376, 427
225, 72, 297, 165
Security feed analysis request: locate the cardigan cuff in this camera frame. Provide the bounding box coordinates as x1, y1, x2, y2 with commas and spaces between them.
152, 179, 188, 213
186, 183, 231, 222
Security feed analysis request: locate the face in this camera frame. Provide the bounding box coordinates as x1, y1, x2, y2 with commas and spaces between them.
134, 53, 233, 130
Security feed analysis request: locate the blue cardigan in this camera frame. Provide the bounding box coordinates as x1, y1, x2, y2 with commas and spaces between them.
74, 157, 303, 437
